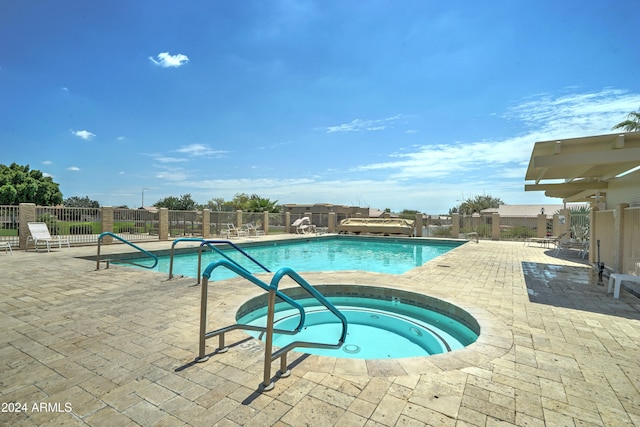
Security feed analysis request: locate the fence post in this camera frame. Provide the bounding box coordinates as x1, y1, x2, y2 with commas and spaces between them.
414, 213, 423, 237
492, 213, 500, 240
263, 211, 269, 234
451, 213, 459, 237
285, 212, 291, 233
537, 213, 547, 238
159, 208, 169, 240
328, 212, 336, 233
236, 210, 243, 229
19, 203, 36, 250
202, 209, 210, 238
101, 207, 114, 244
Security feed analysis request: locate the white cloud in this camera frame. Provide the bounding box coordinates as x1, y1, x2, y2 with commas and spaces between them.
117, 136, 126, 141
149, 52, 189, 68
67, 166, 80, 171
174, 144, 228, 157
326, 115, 404, 133
354, 89, 640, 181
71, 129, 95, 140
42, 160, 52, 165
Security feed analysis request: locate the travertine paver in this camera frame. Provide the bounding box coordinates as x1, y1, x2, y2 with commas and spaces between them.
1, 236, 639, 426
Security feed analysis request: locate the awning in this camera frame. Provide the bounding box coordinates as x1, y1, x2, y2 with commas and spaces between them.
524, 132, 640, 202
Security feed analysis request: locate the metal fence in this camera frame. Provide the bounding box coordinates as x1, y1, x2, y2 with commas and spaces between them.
36, 206, 102, 244
168, 210, 201, 237
0, 205, 19, 245
114, 208, 159, 242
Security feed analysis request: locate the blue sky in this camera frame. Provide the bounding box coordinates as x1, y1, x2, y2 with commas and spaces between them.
2, 1, 639, 213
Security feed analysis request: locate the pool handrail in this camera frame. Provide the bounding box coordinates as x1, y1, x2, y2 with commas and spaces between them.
168, 238, 270, 282
261, 267, 348, 390
96, 232, 158, 270
196, 259, 306, 363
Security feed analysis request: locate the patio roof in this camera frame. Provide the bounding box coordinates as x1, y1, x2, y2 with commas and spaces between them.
524, 132, 640, 202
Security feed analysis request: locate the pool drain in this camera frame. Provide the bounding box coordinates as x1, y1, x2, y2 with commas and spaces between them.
343, 344, 361, 354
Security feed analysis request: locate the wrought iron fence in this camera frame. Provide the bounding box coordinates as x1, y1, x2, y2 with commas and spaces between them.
0, 205, 19, 245
114, 208, 159, 242
168, 210, 201, 237
36, 206, 102, 244
210, 211, 236, 236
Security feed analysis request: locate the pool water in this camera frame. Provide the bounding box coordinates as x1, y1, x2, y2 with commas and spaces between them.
156, 237, 462, 280
237, 296, 479, 359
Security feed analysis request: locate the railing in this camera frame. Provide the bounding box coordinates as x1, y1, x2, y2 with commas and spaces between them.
196, 260, 347, 392
168, 238, 270, 282
0, 205, 19, 245
95, 232, 158, 270
261, 268, 347, 390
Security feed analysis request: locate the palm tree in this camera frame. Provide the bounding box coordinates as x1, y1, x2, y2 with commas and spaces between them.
612, 107, 640, 132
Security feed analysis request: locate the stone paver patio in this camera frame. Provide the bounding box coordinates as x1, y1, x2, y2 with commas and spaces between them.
1, 236, 639, 426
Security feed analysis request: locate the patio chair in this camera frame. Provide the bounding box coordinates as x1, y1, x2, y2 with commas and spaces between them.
0, 241, 13, 255
243, 223, 265, 236
608, 259, 640, 299
225, 223, 248, 238
27, 222, 71, 252
291, 217, 315, 234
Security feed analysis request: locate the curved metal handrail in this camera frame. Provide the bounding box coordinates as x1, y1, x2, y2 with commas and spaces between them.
196, 259, 306, 362
269, 267, 348, 356
168, 238, 271, 281
96, 232, 158, 270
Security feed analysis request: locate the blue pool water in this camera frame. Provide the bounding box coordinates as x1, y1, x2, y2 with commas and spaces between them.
237, 295, 479, 359
154, 237, 463, 280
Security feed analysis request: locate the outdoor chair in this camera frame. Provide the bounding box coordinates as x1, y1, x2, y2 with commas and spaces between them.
224, 223, 248, 238
243, 223, 265, 236
0, 241, 12, 255
291, 217, 316, 234
26, 222, 71, 252
608, 259, 640, 299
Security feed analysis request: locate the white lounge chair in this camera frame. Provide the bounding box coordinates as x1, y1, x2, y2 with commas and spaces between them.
0, 241, 12, 255
291, 217, 315, 234
608, 259, 640, 299
243, 223, 265, 236
27, 222, 71, 252
224, 223, 247, 238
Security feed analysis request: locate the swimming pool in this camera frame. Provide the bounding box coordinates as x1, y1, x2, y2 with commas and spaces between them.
152, 236, 463, 280
236, 285, 480, 359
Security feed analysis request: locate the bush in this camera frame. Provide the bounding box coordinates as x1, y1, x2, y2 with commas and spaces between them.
69, 224, 94, 235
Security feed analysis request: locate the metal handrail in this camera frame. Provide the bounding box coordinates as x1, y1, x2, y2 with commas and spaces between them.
261, 267, 348, 390
168, 238, 270, 282
96, 232, 158, 270
196, 260, 306, 363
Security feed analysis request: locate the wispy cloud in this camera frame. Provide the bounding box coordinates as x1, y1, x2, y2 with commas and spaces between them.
326, 114, 404, 133
67, 166, 80, 171
149, 52, 189, 68
71, 129, 95, 140
42, 160, 52, 165
174, 144, 228, 157
355, 89, 640, 181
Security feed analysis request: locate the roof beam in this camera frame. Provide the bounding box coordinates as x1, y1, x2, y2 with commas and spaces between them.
524, 181, 608, 192
533, 146, 640, 169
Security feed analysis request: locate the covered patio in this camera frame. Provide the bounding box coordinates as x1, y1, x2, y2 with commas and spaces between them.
525, 131, 640, 284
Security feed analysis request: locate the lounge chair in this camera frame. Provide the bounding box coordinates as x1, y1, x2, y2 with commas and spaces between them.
224, 223, 248, 238
608, 259, 640, 299
0, 241, 12, 255
27, 222, 71, 252
291, 217, 315, 234
243, 223, 265, 236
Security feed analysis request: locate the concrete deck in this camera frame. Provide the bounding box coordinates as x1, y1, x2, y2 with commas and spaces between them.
1, 236, 639, 426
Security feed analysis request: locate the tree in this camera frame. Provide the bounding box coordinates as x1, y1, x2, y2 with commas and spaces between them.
0, 163, 63, 205
455, 194, 503, 215
153, 193, 198, 210
64, 196, 100, 208
246, 194, 279, 213
612, 107, 640, 132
